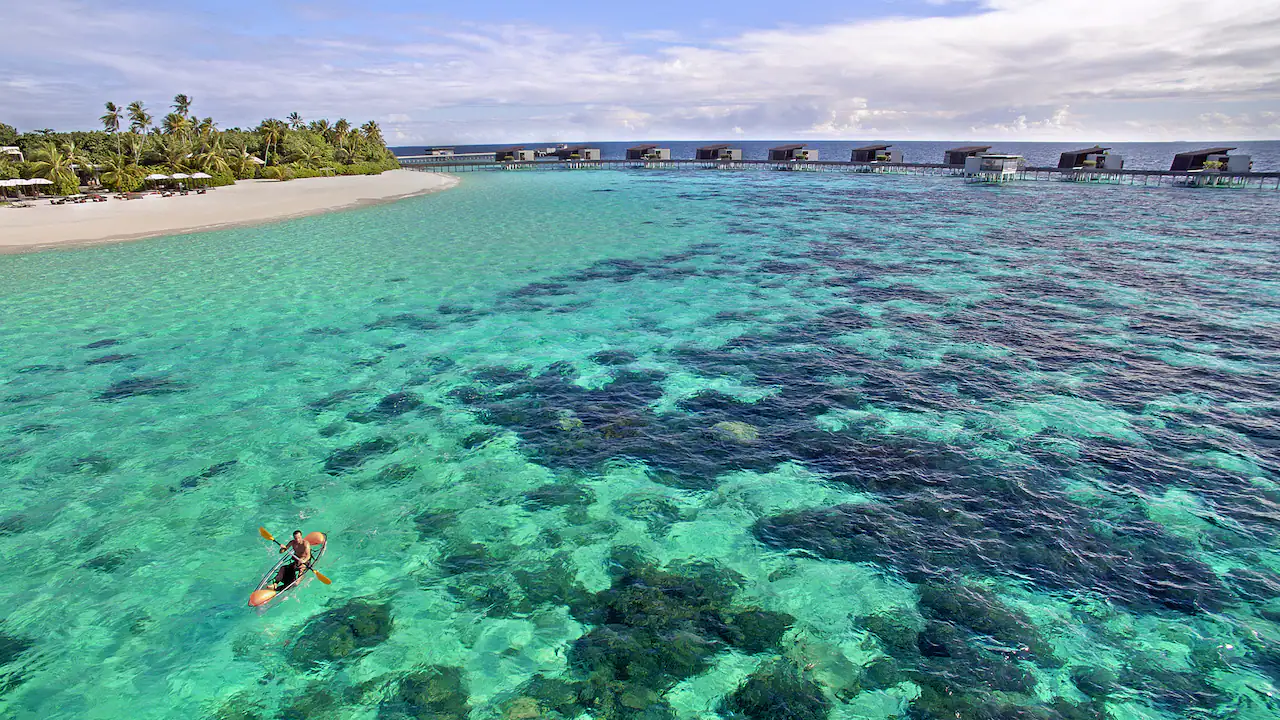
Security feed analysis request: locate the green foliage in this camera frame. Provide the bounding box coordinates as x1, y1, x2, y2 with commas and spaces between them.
336, 157, 401, 176
0, 160, 16, 181
18, 100, 399, 189
208, 171, 237, 188
53, 175, 81, 195
261, 164, 293, 181
100, 159, 147, 192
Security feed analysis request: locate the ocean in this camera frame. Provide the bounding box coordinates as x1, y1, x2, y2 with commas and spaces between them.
391, 140, 1280, 172
1, 168, 1279, 720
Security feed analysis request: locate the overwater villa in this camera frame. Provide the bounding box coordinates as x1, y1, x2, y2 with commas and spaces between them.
768, 144, 817, 161
695, 144, 743, 161
553, 145, 602, 161
944, 145, 992, 166
1170, 147, 1251, 173
964, 153, 1025, 183
626, 144, 671, 161
850, 144, 900, 163
1058, 146, 1123, 170
495, 147, 536, 162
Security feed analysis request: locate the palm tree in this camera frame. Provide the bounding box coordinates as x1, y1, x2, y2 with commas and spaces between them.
333, 118, 351, 145
224, 140, 253, 178
290, 143, 322, 167
334, 135, 359, 165
100, 154, 142, 192
161, 112, 192, 138
62, 141, 91, 185
308, 118, 332, 136
360, 120, 383, 147
122, 132, 143, 165
101, 101, 122, 155
127, 101, 152, 134
287, 112, 304, 130
173, 94, 193, 118
190, 132, 230, 176
257, 119, 287, 166
31, 142, 77, 190
197, 117, 218, 138
159, 135, 193, 172
100, 102, 121, 134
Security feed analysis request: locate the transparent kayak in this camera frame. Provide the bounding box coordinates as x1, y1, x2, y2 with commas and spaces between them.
248, 531, 326, 612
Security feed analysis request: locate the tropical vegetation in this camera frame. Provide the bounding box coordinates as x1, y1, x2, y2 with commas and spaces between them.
0, 94, 400, 194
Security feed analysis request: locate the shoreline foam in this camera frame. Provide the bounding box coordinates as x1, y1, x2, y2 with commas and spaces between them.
0, 169, 459, 254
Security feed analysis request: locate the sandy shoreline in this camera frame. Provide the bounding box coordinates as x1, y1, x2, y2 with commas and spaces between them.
0, 169, 459, 254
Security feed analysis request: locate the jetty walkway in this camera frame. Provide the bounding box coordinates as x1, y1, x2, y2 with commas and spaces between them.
400, 155, 1280, 190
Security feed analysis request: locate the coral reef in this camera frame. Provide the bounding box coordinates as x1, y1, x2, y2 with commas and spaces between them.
720, 660, 830, 720
289, 599, 394, 668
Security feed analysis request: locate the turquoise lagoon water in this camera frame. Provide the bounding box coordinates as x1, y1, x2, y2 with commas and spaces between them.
1, 171, 1279, 720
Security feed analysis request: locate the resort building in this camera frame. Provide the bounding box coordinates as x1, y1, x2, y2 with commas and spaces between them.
943, 145, 992, 166
695, 144, 743, 161
495, 147, 536, 162
553, 145, 602, 161
964, 154, 1025, 182
626, 144, 671, 161
424, 147, 454, 156
768, 144, 818, 161
1170, 147, 1251, 173
1, 146, 23, 162
850, 144, 900, 163
1058, 146, 1123, 170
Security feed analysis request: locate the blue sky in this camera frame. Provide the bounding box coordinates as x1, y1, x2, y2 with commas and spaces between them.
4, 0, 1279, 143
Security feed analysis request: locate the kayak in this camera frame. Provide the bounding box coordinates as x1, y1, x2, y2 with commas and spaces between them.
248, 531, 327, 610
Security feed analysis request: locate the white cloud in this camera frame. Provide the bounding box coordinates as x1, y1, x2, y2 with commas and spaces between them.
2, 0, 1279, 142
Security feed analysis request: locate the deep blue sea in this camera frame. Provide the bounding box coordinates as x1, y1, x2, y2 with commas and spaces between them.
392, 140, 1280, 171
1, 168, 1279, 720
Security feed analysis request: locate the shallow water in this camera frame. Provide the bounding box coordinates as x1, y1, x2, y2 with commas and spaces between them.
1, 171, 1279, 720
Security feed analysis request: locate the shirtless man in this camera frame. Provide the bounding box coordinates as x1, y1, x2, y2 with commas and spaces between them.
272, 530, 311, 590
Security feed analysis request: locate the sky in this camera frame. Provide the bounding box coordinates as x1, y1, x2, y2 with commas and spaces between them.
3, 0, 1279, 144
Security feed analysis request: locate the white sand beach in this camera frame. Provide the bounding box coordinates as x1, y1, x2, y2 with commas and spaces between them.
0, 170, 458, 253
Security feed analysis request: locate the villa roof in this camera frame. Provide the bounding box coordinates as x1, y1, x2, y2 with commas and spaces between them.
851, 144, 892, 151
495, 146, 525, 152
1173, 147, 1236, 157
945, 145, 992, 153
770, 144, 806, 151
697, 143, 732, 151
1062, 146, 1110, 155
628, 143, 659, 151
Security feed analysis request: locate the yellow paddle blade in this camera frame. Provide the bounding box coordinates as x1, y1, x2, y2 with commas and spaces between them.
258, 526, 276, 544
313, 569, 332, 585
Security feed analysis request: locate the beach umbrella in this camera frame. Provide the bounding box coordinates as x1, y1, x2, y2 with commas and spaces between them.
145, 173, 170, 180
171, 173, 190, 179
190, 171, 213, 188
29, 178, 53, 185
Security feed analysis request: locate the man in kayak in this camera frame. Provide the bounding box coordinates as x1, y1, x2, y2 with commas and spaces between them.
271, 530, 311, 590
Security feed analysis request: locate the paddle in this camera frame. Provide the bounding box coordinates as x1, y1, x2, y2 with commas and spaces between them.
259, 526, 331, 585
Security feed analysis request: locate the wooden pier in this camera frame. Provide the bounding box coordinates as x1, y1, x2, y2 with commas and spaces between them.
397, 155, 1280, 190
